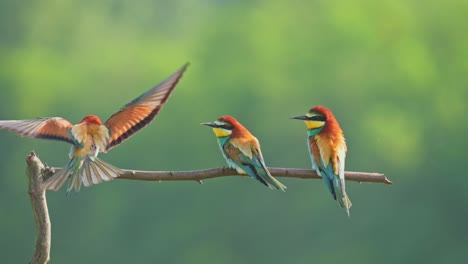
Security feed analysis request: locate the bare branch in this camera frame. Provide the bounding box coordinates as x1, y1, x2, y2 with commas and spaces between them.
28, 153, 390, 263
117, 167, 392, 185
26, 152, 51, 264
50, 166, 391, 185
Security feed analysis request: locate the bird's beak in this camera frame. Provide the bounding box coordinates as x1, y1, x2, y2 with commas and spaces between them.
291, 115, 309, 121
201, 122, 217, 128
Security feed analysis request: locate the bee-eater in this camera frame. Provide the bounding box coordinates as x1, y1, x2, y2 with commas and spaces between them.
0, 63, 188, 193
292, 105, 352, 216
202, 115, 286, 191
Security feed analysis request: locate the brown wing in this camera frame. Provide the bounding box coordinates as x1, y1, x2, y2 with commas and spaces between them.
104, 63, 189, 151
309, 137, 323, 170
0, 117, 74, 144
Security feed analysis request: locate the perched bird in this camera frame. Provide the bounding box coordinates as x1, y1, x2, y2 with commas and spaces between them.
202, 115, 286, 191
0, 63, 188, 193
292, 105, 352, 216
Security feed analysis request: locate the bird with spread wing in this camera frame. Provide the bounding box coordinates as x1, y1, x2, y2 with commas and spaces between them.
0, 63, 189, 193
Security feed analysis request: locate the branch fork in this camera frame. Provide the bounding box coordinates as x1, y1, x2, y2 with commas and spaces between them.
26, 152, 391, 264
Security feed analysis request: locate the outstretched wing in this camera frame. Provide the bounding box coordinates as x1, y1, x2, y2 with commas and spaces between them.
0, 117, 74, 144
104, 63, 189, 151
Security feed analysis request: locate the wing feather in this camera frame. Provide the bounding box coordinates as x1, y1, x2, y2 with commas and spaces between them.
337, 147, 346, 180
308, 137, 321, 173
0, 117, 74, 144
105, 63, 189, 151
223, 140, 286, 190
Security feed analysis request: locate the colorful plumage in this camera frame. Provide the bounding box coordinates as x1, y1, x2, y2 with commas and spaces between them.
292, 105, 352, 216
202, 115, 286, 191
0, 63, 188, 193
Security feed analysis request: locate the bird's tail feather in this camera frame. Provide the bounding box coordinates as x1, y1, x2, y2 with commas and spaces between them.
333, 177, 352, 217
244, 163, 287, 191
81, 157, 123, 188
41, 156, 123, 193
67, 167, 82, 193
42, 167, 70, 191
265, 175, 287, 191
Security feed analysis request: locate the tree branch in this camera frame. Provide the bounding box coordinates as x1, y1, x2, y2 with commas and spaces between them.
116, 167, 392, 185
50, 166, 391, 185
27, 153, 390, 264
26, 152, 51, 264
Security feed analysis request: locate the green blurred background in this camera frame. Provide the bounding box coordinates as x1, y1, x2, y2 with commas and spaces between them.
1, 0, 467, 263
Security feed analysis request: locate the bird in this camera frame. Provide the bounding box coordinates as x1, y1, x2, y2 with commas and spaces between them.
292, 105, 352, 216
202, 115, 286, 191
0, 63, 189, 193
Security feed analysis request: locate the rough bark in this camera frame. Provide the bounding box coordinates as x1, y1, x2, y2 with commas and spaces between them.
26, 152, 51, 264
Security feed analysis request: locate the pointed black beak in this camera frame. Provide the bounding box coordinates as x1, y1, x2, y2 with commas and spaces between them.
291, 115, 309, 121
201, 122, 218, 128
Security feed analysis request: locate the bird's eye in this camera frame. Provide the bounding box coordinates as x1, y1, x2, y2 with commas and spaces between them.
310, 115, 326, 122
221, 123, 234, 130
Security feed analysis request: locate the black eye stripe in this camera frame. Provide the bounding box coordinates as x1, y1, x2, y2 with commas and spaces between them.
223, 123, 234, 130
217, 123, 234, 130
309, 115, 326, 122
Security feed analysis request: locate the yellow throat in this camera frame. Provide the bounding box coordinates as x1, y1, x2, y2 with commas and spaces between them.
213, 127, 232, 138
305, 120, 325, 130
